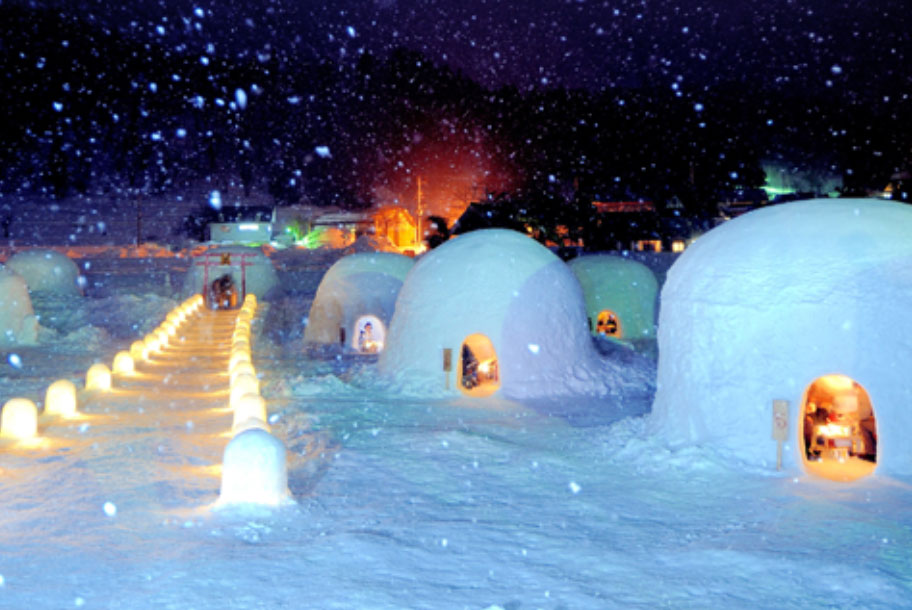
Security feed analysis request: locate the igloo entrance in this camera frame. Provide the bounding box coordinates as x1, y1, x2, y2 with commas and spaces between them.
595, 309, 622, 338
352, 315, 385, 354
458, 334, 500, 396
801, 375, 877, 481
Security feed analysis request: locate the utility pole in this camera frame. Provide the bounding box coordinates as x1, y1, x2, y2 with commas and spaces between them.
416, 175, 423, 246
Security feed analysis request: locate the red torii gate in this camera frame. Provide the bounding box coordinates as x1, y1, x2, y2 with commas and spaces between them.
194, 251, 257, 309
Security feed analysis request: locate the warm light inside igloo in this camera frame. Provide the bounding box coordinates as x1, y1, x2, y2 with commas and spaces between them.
458, 334, 500, 397
1, 398, 39, 439
595, 309, 622, 338
44, 379, 78, 418
216, 429, 292, 508
801, 375, 877, 482
86, 363, 112, 391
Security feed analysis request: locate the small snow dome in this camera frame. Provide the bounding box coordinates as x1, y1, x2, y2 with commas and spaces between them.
216, 429, 293, 508
650, 199, 912, 479
0, 267, 39, 346
379, 229, 611, 399
567, 255, 658, 344
184, 246, 279, 308
304, 252, 413, 353
6, 249, 82, 296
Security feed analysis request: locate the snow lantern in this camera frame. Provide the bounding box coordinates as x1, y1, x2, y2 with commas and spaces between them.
184, 246, 279, 309
112, 351, 135, 375
86, 363, 112, 391
0, 267, 39, 347
216, 429, 292, 508
379, 229, 617, 399
232, 394, 269, 433
650, 199, 912, 480
5, 249, 82, 296
1, 398, 39, 439
304, 252, 414, 354
44, 379, 78, 418
567, 254, 658, 344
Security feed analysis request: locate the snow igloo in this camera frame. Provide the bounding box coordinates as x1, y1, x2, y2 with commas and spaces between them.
0, 267, 39, 346
567, 254, 658, 344
183, 246, 279, 309
6, 249, 82, 296
304, 252, 414, 353
378, 229, 614, 399
650, 199, 912, 480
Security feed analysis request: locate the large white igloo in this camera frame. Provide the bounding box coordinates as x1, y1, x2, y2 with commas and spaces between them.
0, 267, 39, 346
6, 249, 82, 296
649, 198, 912, 478
183, 246, 279, 305
379, 229, 622, 399
567, 254, 658, 344
304, 252, 414, 353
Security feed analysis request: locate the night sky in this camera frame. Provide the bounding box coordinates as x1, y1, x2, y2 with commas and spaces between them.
2, 0, 910, 225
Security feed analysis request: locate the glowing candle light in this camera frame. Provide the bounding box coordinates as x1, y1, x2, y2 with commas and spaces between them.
86, 363, 112, 391
230, 362, 256, 384
230, 376, 260, 410
231, 372, 260, 395
216, 429, 292, 508
229, 351, 251, 371
129, 340, 145, 361
232, 393, 268, 432
44, 379, 78, 418
1, 398, 39, 439
112, 351, 135, 375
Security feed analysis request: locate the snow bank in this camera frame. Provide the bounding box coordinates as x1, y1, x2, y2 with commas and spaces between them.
182, 246, 279, 300
303, 252, 413, 351
650, 199, 912, 475
379, 229, 627, 399
5, 249, 83, 296
567, 254, 658, 343
0, 267, 39, 346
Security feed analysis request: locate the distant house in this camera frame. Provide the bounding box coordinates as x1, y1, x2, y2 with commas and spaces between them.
207, 206, 275, 244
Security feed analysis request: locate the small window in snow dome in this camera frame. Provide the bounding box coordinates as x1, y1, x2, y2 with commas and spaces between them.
459, 334, 500, 397
353, 315, 384, 354
801, 375, 877, 482
596, 309, 622, 338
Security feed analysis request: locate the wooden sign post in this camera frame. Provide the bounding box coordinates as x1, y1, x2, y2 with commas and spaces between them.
442, 348, 453, 390
771, 399, 790, 471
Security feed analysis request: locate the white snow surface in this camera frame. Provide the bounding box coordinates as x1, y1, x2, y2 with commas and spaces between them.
0, 267, 39, 346
567, 254, 658, 342
379, 229, 649, 399
650, 198, 912, 475
303, 252, 413, 347
0, 241, 911, 609
5, 248, 83, 296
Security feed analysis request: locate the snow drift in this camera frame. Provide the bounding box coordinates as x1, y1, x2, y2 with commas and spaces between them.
0, 266, 39, 346
5, 248, 83, 296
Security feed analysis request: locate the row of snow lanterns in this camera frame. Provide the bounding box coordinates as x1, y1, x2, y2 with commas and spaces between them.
0, 295, 206, 442
217, 293, 293, 508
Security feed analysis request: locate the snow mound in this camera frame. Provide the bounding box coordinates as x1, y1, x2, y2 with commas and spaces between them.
649, 198, 912, 475
303, 252, 413, 350
183, 246, 279, 300
0, 267, 39, 346
5, 249, 83, 296
216, 429, 294, 509
567, 254, 658, 343
379, 228, 638, 399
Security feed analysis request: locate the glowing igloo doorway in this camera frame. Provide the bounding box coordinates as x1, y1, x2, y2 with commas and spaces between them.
352, 315, 385, 354
801, 375, 877, 482
595, 309, 622, 338
458, 334, 500, 397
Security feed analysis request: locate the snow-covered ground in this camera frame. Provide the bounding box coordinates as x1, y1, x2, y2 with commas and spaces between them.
1, 247, 911, 609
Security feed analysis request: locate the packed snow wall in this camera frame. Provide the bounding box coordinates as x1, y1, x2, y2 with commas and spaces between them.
0, 267, 39, 346
5, 249, 83, 296
379, 228, 632, 399
303, 252, 414, 350
567, 254, 658, 343
649, 198, 912, 476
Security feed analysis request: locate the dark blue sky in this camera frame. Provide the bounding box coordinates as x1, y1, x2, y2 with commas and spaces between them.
24, 0, 910, 96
